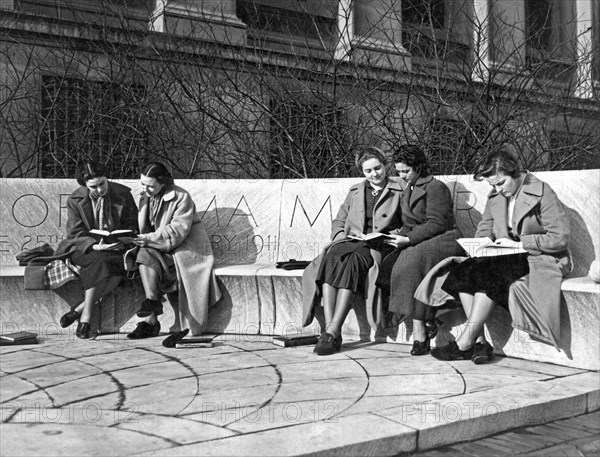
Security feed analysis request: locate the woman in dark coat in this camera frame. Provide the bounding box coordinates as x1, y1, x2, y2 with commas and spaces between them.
431, 149, 571, 363
57, 161, 138, 339
302, 147, 403, 355
377, 145, 463, 355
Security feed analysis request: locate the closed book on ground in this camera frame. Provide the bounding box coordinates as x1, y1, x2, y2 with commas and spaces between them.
176, 337, 214, 348
0, 331, 38, 342
273, 334, 319, 347
0, 332, 38, 346
175, 342, 214, 348
88, 229, 136, 243
457, 237, 527, 258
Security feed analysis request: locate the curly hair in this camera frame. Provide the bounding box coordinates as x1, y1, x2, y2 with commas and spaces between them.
392, 144, 431, 177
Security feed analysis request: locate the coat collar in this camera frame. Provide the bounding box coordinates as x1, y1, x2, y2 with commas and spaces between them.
512, 173, 543, 227
351, 178, 402, 193
487, 172, 544, 229
407, 174, 433, 206
140, 185, 177, 203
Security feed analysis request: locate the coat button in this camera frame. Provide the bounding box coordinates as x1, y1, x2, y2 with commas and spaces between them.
382, 214, 388, 217
374, 226, 379, 229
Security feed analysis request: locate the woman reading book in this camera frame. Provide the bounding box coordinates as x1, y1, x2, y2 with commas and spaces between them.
124, 162, 221, 339
429, 149, 571, 363
57, 161, 139, 339
376, 144, 463, 356
302, 147, 403, 355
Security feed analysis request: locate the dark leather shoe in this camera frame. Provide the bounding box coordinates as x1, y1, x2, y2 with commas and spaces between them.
411, 339, 430, 356
60, 309, 80, 328
333, 334, 343, 351
431, 341, 474, 361
472, 341, 494, 364
136, 299, 163, 318
162, 329, 190, 348
314, 333, 340, 356
76, 322, 91, 339
127, 321, 161, 339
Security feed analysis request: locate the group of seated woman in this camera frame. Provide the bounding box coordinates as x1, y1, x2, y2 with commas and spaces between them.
302, 145, 570, 363
57, 161, 220, 340
56, 146, 570, 366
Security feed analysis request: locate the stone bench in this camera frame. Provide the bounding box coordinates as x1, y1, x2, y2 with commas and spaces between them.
1, 171, 598, 370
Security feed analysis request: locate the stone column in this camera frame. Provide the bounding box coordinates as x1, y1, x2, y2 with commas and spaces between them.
472, 0, 491, 82
573, 0, 594, 98
162, 0, 247, 45
337, 0, 409, 71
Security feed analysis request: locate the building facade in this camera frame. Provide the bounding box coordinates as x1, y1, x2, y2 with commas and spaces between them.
1, 0, 599, 178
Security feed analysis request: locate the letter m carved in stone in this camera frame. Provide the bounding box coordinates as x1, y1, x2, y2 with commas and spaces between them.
289, 196, 332, 227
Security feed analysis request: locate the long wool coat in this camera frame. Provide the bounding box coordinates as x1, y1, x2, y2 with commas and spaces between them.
302, 178, 403, 330
139, 185, 222, 336
381, 174, 463, 318
415, 172, 571, 348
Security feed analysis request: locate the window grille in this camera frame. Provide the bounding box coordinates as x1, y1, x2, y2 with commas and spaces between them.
40, 76, 147, 178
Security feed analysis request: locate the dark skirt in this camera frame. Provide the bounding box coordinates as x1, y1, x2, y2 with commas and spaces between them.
316, 240, 375, 296
70, 249, 126, 290
377, 229, 464, 317
441, 253, 529, 306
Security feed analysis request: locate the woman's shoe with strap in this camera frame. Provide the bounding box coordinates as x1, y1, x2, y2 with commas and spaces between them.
127, 321, 161, 339
431, 341, 474, 361
472, 341, 494, 364
410, 338, 430, 356
60, 309, 81, 328
314, 333, 340, 356
75, 322, 91, 339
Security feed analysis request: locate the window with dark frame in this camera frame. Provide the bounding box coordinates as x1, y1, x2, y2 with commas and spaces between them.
402, 0, 445, 29
525, 0, 576, 81
40, 76, 147, 179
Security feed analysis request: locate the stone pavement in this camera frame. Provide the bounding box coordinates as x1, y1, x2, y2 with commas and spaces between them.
1, 333, 598, 457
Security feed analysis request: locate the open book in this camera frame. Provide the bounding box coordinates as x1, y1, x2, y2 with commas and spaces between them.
457, 237, 527, 258
348, 232, 394, 242
88, 229, 136, 244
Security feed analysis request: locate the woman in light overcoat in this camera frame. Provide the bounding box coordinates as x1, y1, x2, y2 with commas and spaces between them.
430, 150, 571, 363
302, 147, 403, 355
127, 162, 221, 339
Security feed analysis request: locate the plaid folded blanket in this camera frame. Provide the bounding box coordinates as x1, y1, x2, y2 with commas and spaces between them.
45, 259, 81, 289
24, 253, 81, 290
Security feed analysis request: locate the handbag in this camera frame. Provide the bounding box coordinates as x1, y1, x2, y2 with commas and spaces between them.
275, 259, 311, 270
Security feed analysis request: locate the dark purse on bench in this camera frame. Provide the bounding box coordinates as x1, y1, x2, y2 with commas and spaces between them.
275, 259, 311, 270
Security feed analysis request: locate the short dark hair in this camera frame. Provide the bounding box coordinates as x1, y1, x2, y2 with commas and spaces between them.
140, 161, 174, 187
76, 161, 108, 186
474, 149, 521, 181
355, 146, 387, 172
392, 144, 431, 177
